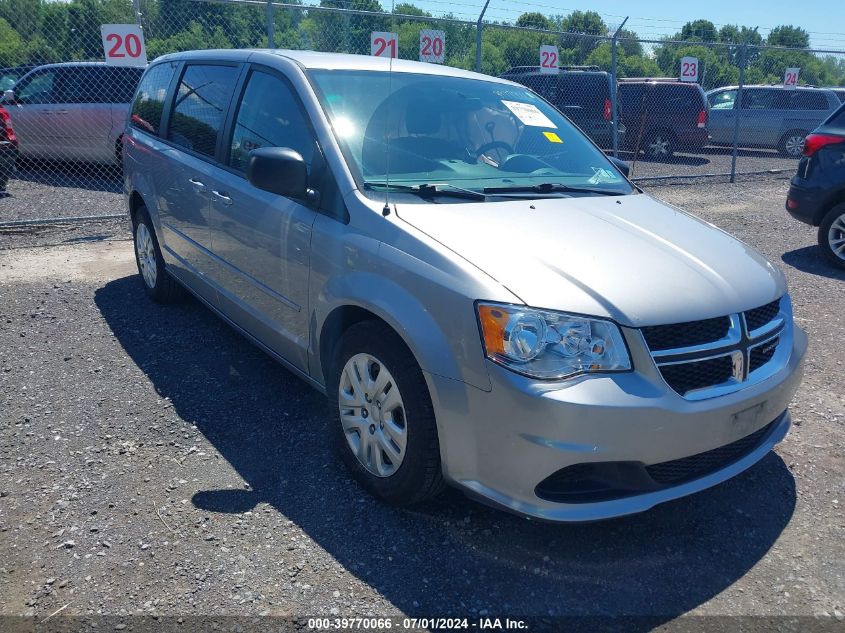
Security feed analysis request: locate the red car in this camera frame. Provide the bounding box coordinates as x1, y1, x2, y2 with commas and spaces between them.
0, 104, 18, 191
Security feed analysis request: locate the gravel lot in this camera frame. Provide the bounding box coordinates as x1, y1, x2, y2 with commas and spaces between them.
0, 179, 842, 630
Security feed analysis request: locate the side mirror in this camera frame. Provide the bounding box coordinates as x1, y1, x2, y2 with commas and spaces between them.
2, 89, 16, 104
247, 147, 309, 199
609, 156, 630, 177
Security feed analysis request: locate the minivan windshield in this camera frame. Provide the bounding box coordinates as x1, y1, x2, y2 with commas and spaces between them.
308, 70, 633, 200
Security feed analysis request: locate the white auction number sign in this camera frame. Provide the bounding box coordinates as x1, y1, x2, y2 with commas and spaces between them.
419, 29, 445, 63
539, 44, 559, 74
783, 67, 800, 88
680, 56, 698, 82
101, 24, 147, 67
371, 32, 398, 58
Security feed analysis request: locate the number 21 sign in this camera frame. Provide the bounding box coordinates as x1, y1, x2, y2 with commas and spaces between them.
680, 56, 698, 82
371, 32, 398, 58
101, 24, 147, 67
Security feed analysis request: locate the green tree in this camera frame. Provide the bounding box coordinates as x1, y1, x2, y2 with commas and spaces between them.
559, 10, 607, 62
679, 19, 718, 42
0, 17, 23, 66
766, 25, 810, 48
515, 12, 551, 31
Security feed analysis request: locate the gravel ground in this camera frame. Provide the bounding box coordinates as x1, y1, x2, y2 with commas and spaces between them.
0, 179, 842, 630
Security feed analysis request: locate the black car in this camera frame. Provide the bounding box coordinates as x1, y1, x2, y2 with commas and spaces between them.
618, 79, 710, 159
786, 101, 845, 268
500, 66, 624, 149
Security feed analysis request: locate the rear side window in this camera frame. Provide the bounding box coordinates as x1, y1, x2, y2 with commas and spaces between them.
168, 64, 239, 158
54, 67, 140, 104
740, 89, 776, 110
618, 84, 645, 112
558, 74, 609, 112
773, 90, 830, 111
827, 104, 845, 126
228, 70, 315, 173
130, 62, 178, 137
660, 85, 703, 112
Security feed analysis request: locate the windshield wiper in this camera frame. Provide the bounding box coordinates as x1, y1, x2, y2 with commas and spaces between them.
363, 181, 486, 200
482, 183, 623, 196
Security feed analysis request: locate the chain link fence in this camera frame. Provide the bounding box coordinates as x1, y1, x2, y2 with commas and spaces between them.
1, 0, 844, 222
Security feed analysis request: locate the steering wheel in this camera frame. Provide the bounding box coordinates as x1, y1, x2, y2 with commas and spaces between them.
475, 141, 514, 158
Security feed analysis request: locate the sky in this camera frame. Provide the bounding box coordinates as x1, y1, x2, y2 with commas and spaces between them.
398, 0, 845, 49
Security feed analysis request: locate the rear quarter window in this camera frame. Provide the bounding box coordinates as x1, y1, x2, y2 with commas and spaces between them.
558, 74, 609, 112
659, 84, 704, 112
130, 62, 179, 137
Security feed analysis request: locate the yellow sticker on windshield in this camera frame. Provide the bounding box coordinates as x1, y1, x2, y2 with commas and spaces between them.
543, 131, 563, 143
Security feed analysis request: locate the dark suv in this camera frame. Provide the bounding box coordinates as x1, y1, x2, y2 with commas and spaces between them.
618, 79, 710, 159
500, 66, 623, 148
786, 102, 845, 268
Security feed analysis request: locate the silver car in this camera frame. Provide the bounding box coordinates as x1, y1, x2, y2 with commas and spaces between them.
707, 85, 840, 156
2, 62, 143, 164
123, 49, 807, 522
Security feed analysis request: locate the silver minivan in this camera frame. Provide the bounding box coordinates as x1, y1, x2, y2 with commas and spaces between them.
123, 49, 807, 522
707, 85, 840, 156
2, 62, 143, 163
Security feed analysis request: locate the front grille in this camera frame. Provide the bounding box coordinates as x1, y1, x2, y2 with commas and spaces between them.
749, 337, 779, 373
646, 420, 775, 484
641, 316, 731, 351
744, 299, 780, 332
658, 355, 733, 396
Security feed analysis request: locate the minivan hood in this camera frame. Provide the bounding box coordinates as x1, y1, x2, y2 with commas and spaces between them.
395, 193, 785, 327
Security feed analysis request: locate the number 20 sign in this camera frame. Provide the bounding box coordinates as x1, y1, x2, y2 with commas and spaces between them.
371, 32, 398, 58
101, 24, 147, 67
420, 30, 445, 64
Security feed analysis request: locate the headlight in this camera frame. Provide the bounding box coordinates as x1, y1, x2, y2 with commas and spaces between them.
477, 303, 631, 380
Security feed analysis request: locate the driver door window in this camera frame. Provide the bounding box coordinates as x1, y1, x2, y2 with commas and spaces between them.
228, 70, 315, 173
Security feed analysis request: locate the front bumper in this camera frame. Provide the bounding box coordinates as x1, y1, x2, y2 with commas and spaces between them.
426, 324, 807, 522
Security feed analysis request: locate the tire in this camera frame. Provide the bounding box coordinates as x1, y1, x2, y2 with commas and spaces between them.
818, 203, 845, 269
132, 206, 183, 302
642, 130, 675, 159
328, 320, 445, 506
0, 176, 7, 192
778, 130, 807, 157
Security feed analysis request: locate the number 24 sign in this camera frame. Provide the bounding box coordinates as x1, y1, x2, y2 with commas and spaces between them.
784, 67, 800, 88
101, 24, 147, 67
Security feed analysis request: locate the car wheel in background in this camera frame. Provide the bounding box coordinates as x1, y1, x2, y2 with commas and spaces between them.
818, 203, 845, 269
779, 130, 808, 157
643, 130, 675, 159
329, 320, 445, 506
132, 205, 183, 302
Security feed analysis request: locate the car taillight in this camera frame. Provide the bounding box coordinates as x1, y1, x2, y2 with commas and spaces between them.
603, 98, 611, 121
697, 109, 707, 128
0, 107, 17, 147
802, 133, 844, 157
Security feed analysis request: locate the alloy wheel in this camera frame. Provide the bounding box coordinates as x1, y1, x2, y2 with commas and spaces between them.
135, 222, 157, 289
828, 212, 845, 262
784, 134, 805, 157
338, 353, 407, 477
647, 135, 670, 157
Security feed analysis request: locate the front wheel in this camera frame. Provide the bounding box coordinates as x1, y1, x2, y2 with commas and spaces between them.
328, 321, 444, 505
818, 203, 845, 269
779, 130, 807, 157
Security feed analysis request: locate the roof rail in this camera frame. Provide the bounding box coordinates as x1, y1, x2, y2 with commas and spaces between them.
502, 65, 602, 74
617, 77, 683, 83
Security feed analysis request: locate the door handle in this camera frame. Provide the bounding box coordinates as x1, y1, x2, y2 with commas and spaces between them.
188, 178, 206, 192
54, 110, 69, 115
212, 190, 232, 206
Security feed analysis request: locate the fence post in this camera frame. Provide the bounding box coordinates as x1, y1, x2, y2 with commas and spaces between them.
475, 0, 491, 73
266, 1, 275, 49
132, 0, 142, 26
610, 17, 628, 158
729, 43, 747, 183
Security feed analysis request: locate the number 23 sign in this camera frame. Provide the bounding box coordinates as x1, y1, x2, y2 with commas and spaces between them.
101, 24, 147, 67
680, 56, 698, 82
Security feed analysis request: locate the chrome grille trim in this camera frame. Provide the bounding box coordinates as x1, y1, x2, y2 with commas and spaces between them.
643, 296, 792, 401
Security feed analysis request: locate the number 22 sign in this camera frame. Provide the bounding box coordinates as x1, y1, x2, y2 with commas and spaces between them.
101, 24, 147, 67
539, 45, 559, 74
680, 56, 698, 82
371, 32, 398, 59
